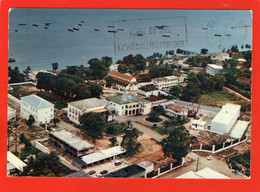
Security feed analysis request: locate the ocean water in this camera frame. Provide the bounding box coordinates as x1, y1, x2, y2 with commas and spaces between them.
8, 9, 252, 71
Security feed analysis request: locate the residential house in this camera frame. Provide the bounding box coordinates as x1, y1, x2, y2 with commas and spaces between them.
20, 95, 54, 126
152, 75, 179, 92
106, 71, 138, 91
67, 98, 115, 125
164, 104, 188, 118
106, 93, 151, 116
206, 64, 223, 76
138, 84, 159, 97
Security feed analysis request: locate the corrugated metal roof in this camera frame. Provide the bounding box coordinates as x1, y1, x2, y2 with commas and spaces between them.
81, 146, 126, 165
107, 94, 148, 104
21, 95, 54, 109
108, 71, 134, 81
7, 151, 27, 172
69, 98, 106, 111
50, 129, 93, 151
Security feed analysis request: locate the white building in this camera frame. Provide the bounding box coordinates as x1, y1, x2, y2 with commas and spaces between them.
138, 84, 159, 97
206, 64, 223, 76
20, 95, 54, 126
67, 98, 115, 124
138, 161, 154, 174
210, 103, 241, 134
152, 75, 179, 92
106, 71, 138, 91
106, 93, 152, 116
164, 104, 188, 118
191, 119, 207, 130
8, 107, 16, 122
7, 151, 27, 175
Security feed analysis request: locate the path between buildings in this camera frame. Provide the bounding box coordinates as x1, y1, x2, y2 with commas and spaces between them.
114, 116, 165, 142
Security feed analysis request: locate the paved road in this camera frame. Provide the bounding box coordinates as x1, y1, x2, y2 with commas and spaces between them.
114, 116, 165, 142
159, 152, 246, 179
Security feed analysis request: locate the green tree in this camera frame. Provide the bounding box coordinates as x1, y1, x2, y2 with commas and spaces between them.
109, 137, 117, 146
23, 66, 31, 78
88, 58, 109, 79
104, 76, 114, 87
161, 126, 198, 162
121, 128, 141, 156
8, 66, 25, 83
163, 120, 171, 132
169, 86, 181, 98
200, 48, 208, 54
52, 62, 59, 72
26, 115, 35, 128
52, 118, 60, 127
118, 64, 128, 73
102, 56, 113, 68
79, 112, 105, 143
76, 84, 91, 100
86, 82, 103, 98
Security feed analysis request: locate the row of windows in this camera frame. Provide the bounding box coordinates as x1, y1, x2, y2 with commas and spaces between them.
69, 113, 78, 120
69, 107, 81, 116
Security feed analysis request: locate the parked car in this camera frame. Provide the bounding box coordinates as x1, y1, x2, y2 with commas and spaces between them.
115, 160, 123, 166
96, 174, 103, 178
87, 170, 96, 175
207, 156, 213, 160
100, 170, 108, 175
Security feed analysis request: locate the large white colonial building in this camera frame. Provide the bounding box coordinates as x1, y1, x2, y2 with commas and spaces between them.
67, 98, 115, 124
20, 95, 54, 126
106, 71, 138, 91
152, 75, 179, 92
106, 94, 151, 116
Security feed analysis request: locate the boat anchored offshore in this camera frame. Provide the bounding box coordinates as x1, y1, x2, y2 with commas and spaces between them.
73, 28, 79, 31
67, 29, 74, 32
8, 58, 16, 62
108, 30, 117, 33
32, 24, 39, 27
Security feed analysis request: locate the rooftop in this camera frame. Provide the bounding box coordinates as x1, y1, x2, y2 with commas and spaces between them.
81, 146, 126, 165
7, 151, 27, 172
50, 129, 93, 151
21, 95, 54, 109
212, 103, 241, 125
207, 64, 223, 70
152, 75, 178, 82
144, 96, 166, 102
139, 84, 158, 92
107, 93, 148, 105
166, 104, 186, 112
176, 167, 230, 179
104, 164, 145, 178
108, 71, 134, 81
230, 120, 250, 139
68, 98, 107, 111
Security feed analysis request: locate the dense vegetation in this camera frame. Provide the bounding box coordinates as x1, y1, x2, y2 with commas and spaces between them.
36, 70, 103, 101
161, 126, 198, 162
8, 66, 25, 83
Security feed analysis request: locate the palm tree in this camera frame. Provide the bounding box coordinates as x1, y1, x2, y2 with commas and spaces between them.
163, 120, 171, 132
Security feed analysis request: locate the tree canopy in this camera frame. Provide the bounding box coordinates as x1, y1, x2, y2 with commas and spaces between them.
79, 112, 106, 142
121, 128, 141, 156
8, 67, 25, 83
161, 126, 198, 162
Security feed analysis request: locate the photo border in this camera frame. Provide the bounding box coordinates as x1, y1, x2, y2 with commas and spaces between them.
0, 0, 259, 191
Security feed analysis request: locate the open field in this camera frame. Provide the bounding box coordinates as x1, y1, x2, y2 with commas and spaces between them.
8, 83, 38, 98
198, 90, 238, 107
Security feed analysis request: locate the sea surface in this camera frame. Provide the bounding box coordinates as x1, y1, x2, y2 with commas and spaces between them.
8, 9, 252, 71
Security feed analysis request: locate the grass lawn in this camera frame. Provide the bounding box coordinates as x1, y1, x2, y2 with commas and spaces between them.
135, 121, 174, 135
9, 83, 37, 98
198, 90, 237, 107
